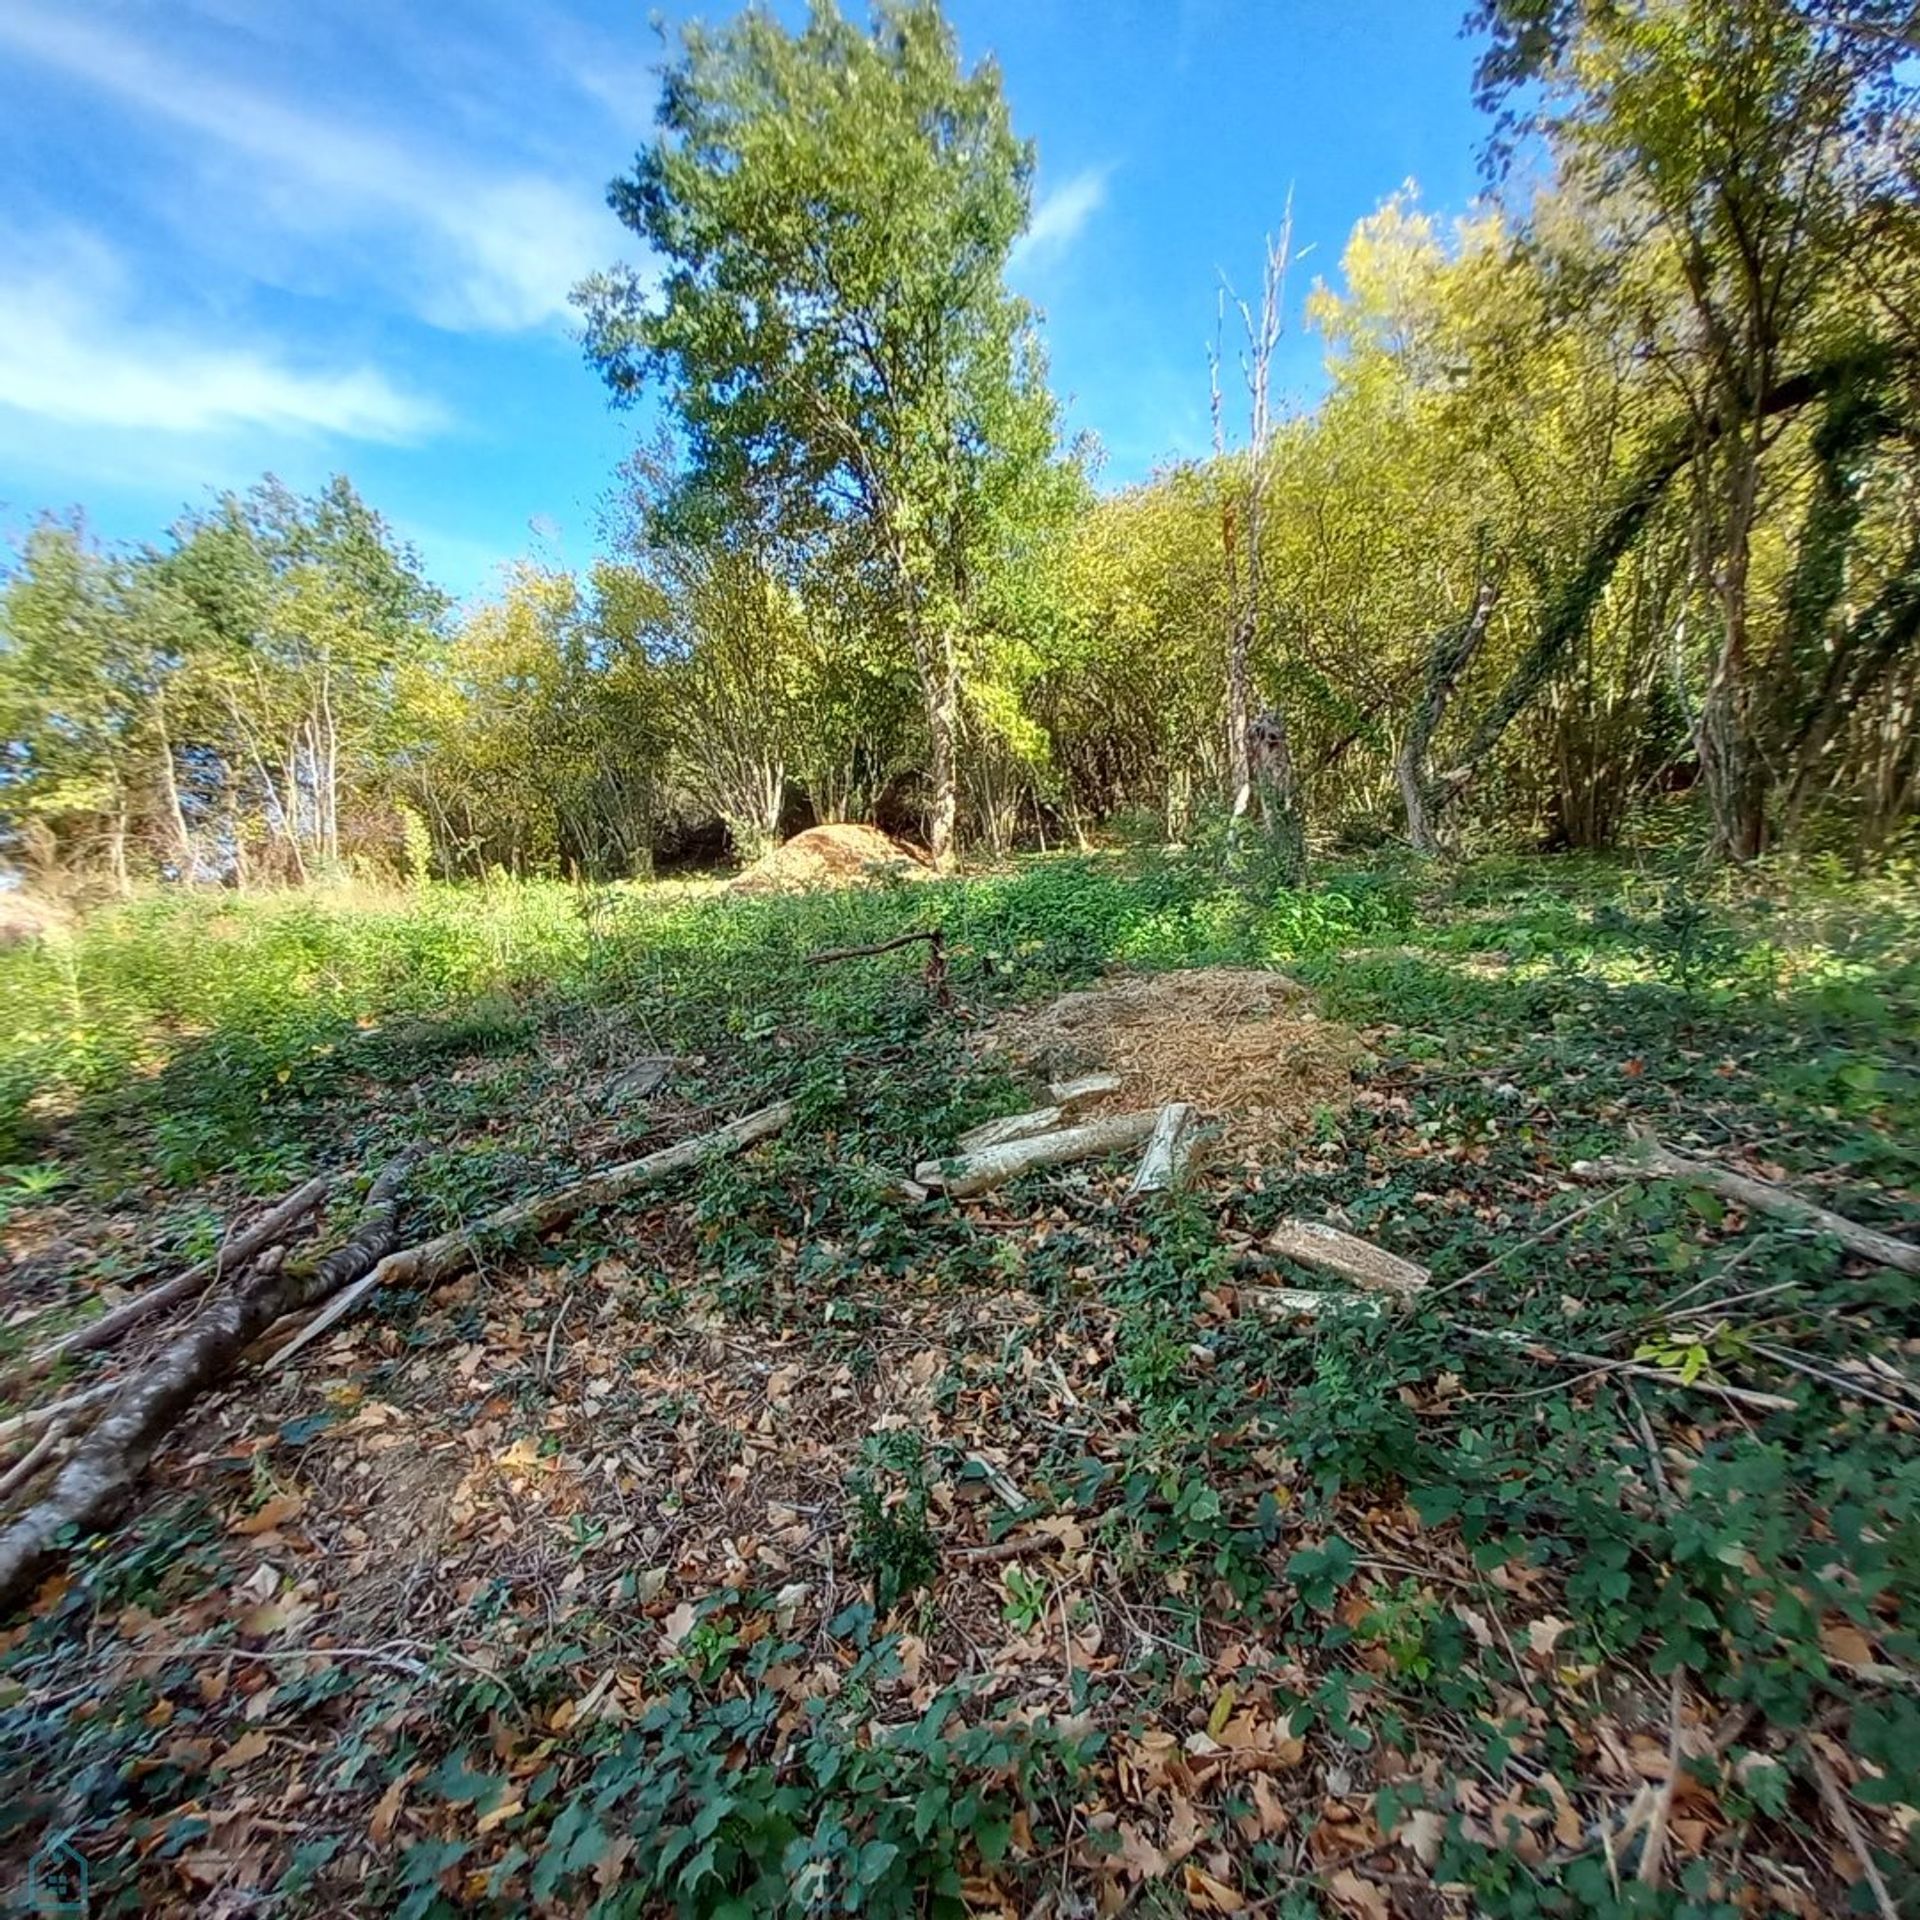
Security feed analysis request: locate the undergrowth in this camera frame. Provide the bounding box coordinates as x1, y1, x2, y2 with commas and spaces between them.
2, 845, 1918, 1914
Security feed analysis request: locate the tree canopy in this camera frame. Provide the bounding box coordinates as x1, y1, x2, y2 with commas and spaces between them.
4, 0, 1917, 894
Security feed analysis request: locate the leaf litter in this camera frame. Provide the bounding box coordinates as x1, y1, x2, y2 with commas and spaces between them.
1, 880, 1915, 1917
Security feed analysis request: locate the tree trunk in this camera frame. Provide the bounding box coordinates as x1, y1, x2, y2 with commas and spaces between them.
1396, 580, 1500, 855
108, 803, 130, 897
1226, 606, 1254, 821
1426, 350, 1876, 829
1697, 423, 1767, 861
156, 702, 195, 882
925, 642, 960, 869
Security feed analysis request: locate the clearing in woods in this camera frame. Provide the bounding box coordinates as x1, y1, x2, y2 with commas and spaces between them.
2, 848, 1918, 1916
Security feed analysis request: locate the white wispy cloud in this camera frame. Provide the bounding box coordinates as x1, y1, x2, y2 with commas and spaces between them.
0, 232, 444, 443
1011, 167, 1112, 274
0, 3, 620, 334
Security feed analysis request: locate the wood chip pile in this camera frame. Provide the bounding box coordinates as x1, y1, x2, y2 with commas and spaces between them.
986, 966, 1361, 1151
730, 824, 931, 894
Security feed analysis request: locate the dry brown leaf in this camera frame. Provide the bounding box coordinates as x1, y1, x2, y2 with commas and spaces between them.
231, 1492, 305, 1536
1326, 1868, 1391, 1919
1526, 1614, 1573, 1662
1181, 1861, 1246, 1912
1397, 1807, 1445, 1867
211, 1728, 271, 1773
1164, 1793, 1202, 1866
368, 1769, 411, 1844
1819, 1618, 1876, 1668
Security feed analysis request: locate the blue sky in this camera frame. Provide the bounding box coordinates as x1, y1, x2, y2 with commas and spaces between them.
0, 1, 1487, 601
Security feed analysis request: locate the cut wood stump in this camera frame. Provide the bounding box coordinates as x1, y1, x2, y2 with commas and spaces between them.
1263, 1219, 1430, 1299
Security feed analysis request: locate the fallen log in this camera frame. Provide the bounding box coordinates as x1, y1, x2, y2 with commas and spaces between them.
12, 1173, 332, 1384
915, 1109, 1159, 1199
0, 1377, 122, 1453
954, 1076, 1122, 1156
270, 1100, 796, 1367
1126, 1102, 1199, 1200
1262, 1219, 1430, 1299
1574, 1138, 1920, 1277
1048, 1072, 1125, 1105
0, 1155, 412, 1613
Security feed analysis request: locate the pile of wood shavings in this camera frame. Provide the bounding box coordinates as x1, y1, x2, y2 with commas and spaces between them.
987, 966, 1361, 1151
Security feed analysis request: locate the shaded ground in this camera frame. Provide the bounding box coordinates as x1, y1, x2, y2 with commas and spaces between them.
2, 849, 1918, 1916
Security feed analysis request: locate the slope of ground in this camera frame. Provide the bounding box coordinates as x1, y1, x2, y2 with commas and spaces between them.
2, 851, 1918, 1916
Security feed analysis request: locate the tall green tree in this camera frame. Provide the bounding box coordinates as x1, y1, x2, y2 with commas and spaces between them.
1473, 0, 1918, 855
576, 0, 1062, 865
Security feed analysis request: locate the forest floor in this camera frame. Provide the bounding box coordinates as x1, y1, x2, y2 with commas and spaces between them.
2, 845, 1918, 1918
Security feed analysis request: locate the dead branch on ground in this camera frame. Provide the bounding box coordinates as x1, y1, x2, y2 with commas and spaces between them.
807, 929, 943, 965
272, 1100, 795, 1366
806, 928, 949, 1009
11, 1173, 332, 1385
0, 1156, 412, 1611
1574, 1138, 1920, 1276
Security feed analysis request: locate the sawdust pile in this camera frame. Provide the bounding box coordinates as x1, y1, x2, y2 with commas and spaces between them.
731, 823, 931, 894
989, 967, 1360, 1149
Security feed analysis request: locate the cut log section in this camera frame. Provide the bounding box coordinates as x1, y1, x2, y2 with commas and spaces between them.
1048, 1072, 1125, 1105
1263, 1219, 1430, 1299
954, 1074, 1126, 1156
916, 1109, 1159, 1199
1126, 1102, 1199, 1199
1574, 1137, 1920, 1277
1249, 1286, 1379, 1319
954, 1106, 1069, 1156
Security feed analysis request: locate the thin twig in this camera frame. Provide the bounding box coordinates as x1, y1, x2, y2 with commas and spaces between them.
0, 1421, 65, 1505
1428, 1190, 1623, 1301
1809, 1746, 1899, 1920
1746, 1341, 1917, 1416
1636, 1666, 1687, 1888
806, 930, 942, 965
544, 1291, 574, 1381
1625, 1381, 1677, 1514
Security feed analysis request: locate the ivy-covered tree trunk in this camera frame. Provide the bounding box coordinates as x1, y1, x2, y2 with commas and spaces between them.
1249, 708, 1306, 885
1396, 580, 1500, 855
1696, 423, 1768, 861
